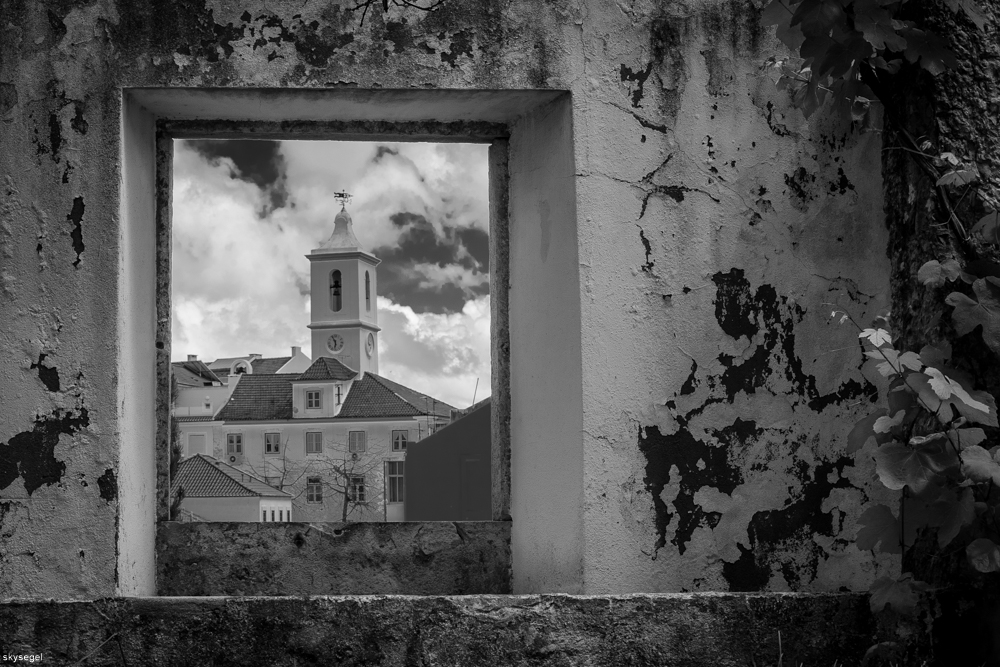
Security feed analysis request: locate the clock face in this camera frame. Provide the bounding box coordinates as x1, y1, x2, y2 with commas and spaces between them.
327, 334, 344, 354
366, 333, 375, 357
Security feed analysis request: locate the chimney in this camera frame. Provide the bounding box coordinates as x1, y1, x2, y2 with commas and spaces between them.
187, 354, 198, 361
291, 346, 301, 357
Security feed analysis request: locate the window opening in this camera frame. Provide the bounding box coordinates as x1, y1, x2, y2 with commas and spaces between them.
349, 476, 366, 503
386, 460, 404, 503
349, 431, 367, 453
166, 136, 499, 530
306, 390, 321, 410
392, 430, 408, 452
330, 270, 342, 312
305, 431, 322, 454
306, 477, 323, 503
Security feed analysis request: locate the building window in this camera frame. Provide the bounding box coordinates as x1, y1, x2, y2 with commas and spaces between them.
306, 477, 323, 503
392, 430, 408, 452
330, 270, 342, 312
306, 390, 321, 409
264, 432, 281, 455
306, 431, 323, 454
271, 510, 275, 521
349, 431, 366, 453
262, 509, 266, 522
349, 475, 366, 503
386, 460, 405, 503
226, 433, 243, 455
279, 510, 284, 521
335, 384, 343, 405
365, 271, 371, 312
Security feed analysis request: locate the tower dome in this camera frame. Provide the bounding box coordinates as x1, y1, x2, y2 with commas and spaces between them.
317, 206, 363, 252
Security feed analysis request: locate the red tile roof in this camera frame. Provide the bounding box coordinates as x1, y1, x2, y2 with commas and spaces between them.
215, 374, 297, 421
214, 364, 453, 423
252, 356, 292, 374
337, 373, 455, 419
295, 356, 358, 382
175, 415, 218, 423
172, 454, 290, 498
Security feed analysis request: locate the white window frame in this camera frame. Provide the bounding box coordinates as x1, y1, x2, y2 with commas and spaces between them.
226, 433, 243, 455
305, 431, 323, 454
335, 384, 343, 405
264, 432, 281, 455
392, 430, 408, 452
386, 460, 404, 503
306, 390, 322, 410
306, 477, 323, 503
349, 431, 366, 453
349, 475, 366, 503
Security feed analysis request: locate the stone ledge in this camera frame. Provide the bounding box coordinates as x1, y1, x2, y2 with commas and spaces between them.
156, 521, 511, 595
0, 593, 881, 666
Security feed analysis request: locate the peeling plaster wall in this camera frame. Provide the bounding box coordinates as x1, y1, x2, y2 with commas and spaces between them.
0, 0, 889, 597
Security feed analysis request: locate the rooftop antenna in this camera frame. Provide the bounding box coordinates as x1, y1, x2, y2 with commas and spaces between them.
333, 190, 352, 210
471, 378, 479, 406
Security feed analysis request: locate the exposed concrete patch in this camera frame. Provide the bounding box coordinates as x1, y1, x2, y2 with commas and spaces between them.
66, 196, 84, 268
0, 408, 88, 496
156, 521, 511, 595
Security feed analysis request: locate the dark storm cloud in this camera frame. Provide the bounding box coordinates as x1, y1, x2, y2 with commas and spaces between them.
374, 211, 489, 315
186, 139, 290, 216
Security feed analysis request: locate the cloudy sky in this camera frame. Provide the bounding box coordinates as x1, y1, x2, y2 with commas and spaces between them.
171, 139, 491, 409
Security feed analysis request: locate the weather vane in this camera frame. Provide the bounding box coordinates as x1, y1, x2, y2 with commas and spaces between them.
333, 190, 352, 210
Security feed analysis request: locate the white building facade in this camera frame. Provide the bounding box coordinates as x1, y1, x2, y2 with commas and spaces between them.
172, 207, 453, 522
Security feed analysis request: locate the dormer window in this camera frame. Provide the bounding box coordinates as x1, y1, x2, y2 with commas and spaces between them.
365, 271, 371, 312
335, 384, 343, 405
306, 390, 321, 409
330, 270, 342, 312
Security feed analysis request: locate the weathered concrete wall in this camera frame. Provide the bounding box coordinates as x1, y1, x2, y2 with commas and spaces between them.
0, 593, 886, 666
0, 0, 891, 596
156, 521, 511, 595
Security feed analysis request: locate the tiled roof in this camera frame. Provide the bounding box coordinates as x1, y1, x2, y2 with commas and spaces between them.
337, 373, 455, 419
295, 356, 358, 382
171, 360, 222, 386
215, 374, 297, 421
172, 454, 290, 498
175, 415, 217, 423
252, 357, 291, 374
372, 374, 455, 418
208, 356, 248, 370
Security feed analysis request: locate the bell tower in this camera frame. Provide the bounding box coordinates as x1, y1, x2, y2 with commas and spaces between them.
306, 195, 380, 375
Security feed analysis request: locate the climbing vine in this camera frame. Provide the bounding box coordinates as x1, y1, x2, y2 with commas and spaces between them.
764, 0, 1000, 651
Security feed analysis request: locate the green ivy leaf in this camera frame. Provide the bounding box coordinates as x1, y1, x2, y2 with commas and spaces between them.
901, 28, 960, 75
791, 0, 847, 35
847, 408, 887, 453
917, 259, 963, 288
856, 503, 902, 553
860, 328, 892, 346
961, 445, 1000, 485
853, 0, 907, 50
955, 428, 987, 449
946, 277, 1000, 356
971, 211, 1000, 244
869, 574, 927, 614
967, 538, 1000, 573
925, 367, 992, 413
934, 487, 974, 547
875, 438, 959, 493
874, 410, 906, 434
919, 341, 952, 368
936, 169, 979, 187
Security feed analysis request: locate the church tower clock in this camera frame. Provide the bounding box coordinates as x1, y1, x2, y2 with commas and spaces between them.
306, 200, 380, 375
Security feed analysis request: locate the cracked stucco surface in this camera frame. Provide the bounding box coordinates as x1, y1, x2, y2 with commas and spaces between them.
1, 0, 891, 596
